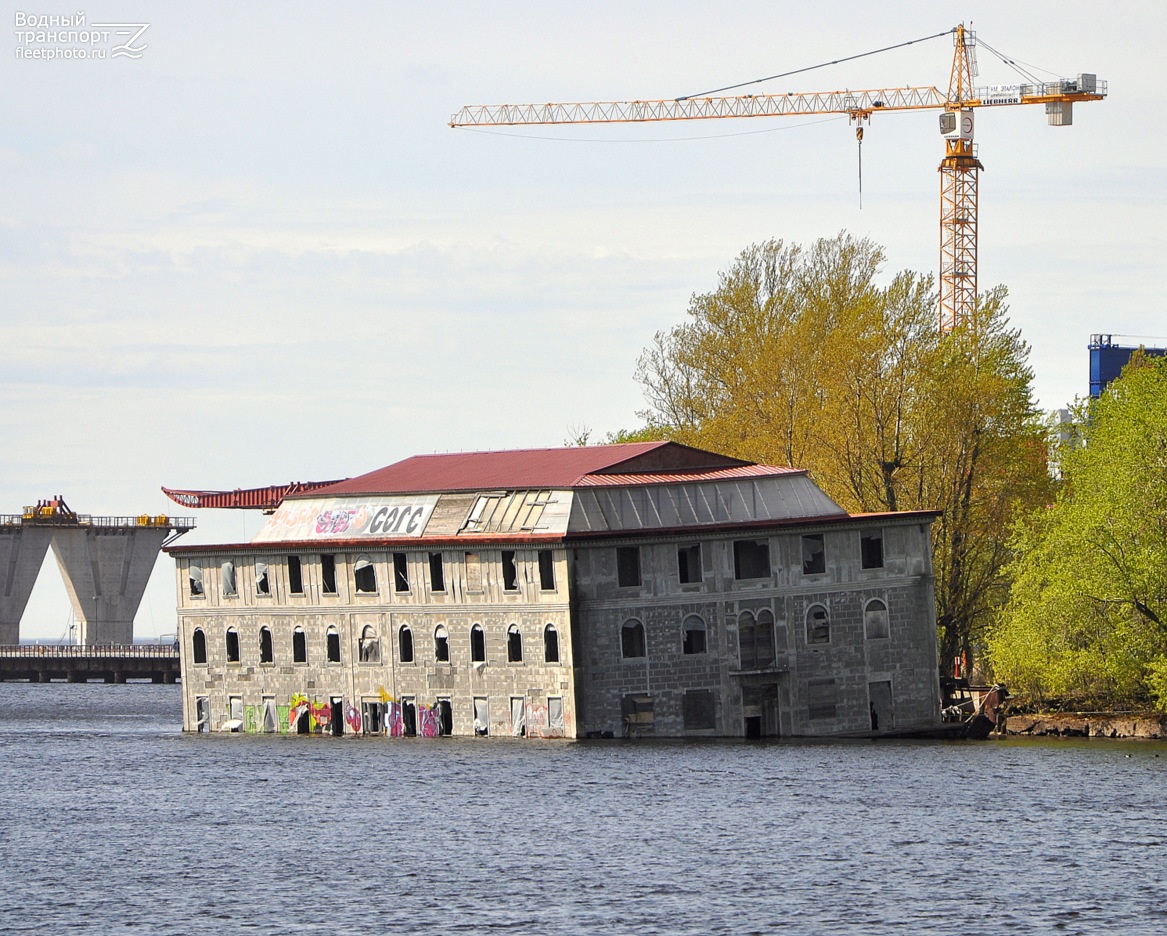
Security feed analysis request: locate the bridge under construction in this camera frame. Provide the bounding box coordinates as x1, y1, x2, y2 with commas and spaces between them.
0, 497, 193, 646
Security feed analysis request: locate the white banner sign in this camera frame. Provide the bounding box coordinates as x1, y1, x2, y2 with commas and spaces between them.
981, 84, 1023, 105
253, 495, 439, 542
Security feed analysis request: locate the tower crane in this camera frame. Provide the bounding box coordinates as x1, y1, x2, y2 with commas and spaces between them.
450, 25, 1106, 332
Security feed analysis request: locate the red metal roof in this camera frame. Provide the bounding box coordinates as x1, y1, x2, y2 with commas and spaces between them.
297, 442, 755, 497
574, 464, 801, 487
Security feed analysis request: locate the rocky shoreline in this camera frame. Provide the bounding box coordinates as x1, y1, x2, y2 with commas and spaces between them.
1002, 712, 1167, 739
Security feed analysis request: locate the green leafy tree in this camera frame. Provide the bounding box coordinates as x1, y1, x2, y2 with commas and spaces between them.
635, 233, 1052, 673
989, 358, 1167, 708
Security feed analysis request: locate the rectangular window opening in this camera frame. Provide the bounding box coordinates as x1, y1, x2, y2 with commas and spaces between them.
501, 550, 518, 591
538, 549, 555, 591
802, 534, 826, 575
861, 532, 884, 570
393, 553, 410, 592
616, 546, 641, 588
429, 552, 445, 592
321, 554, 337, 595
288, 555, 303, 594
678, 544, 702, 584
733, 539, 770, 580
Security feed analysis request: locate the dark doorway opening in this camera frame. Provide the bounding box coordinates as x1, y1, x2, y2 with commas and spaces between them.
330, 697, 344, 736
437, 699, 453, 736
402, 700, 417, 737
296, 709, 311, 734
744, 715, 762, 739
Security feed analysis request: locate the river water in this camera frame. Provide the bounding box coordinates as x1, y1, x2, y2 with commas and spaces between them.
1, 682, 1166, 935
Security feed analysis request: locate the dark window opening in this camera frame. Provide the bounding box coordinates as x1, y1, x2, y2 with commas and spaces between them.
437, 699, 453, 736
354, 555, 377, 594
393, 552, 409, 592
359, 626, 380, 662
808, 678, 838, 720
678, 543, 702, 584
807, 605, 830, 645
255, 561, 270, 596
399, 626, 414, 663
429, 552, 445, 592
861, 533, 884, 570
621, 619, 646, 659
683, 690, 716, 730
259, 626, 273, 664
507, 625, 523, 663
293, 628, 307, 663
734, 540, 771, 580
362, 701, 384, 735
191, 628, 207, 664
225, 628, 240, 663
538, 549, 555, 590
326, 627, 341, 663
544, 624, 560, 663
865, 599, 890, 639
739, 609, 776, 670
188, 565, 204, 597
621, 694, 654, 738
402, 699, 417, 736
501, 550, 518, 591
616, 546, 641, 587
434, 626, 449, 663
802, 534, 826, 575
287, 555, 303, 594
321, 554, 337, 595
470, 624, 486, 663
682, 616, 707, 655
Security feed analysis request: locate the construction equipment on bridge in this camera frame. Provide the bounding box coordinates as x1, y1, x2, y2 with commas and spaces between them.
450, 24, 1106, 332
162, 479, 345, 513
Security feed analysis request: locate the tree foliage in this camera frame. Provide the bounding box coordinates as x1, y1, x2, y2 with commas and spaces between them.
635, 234, 1052, 670
988, 358, 1167, 708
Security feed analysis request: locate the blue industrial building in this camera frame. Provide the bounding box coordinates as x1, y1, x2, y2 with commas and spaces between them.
1089, 335, 1167, 397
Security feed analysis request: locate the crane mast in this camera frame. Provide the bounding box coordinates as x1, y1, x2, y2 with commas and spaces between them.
450, 24, 1106, 333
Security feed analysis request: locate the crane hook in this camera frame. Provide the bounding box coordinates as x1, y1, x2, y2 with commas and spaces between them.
856, 125, 864, 209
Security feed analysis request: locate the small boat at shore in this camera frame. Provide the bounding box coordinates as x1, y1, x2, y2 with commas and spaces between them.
941, 678, 1009, 739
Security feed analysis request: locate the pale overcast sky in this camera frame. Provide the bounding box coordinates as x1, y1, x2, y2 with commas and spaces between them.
2, 1, 1161, 639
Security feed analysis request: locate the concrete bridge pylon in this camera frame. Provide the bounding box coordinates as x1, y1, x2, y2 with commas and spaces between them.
0, 527, 55, 645
0, 499, 193, 645
50, 527, 174, 646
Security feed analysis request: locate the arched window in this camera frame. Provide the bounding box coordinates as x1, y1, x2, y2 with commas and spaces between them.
738, 609, 775, 670
864, 598, 890, 639
225, 627, 240, 663
359, 625, 381, 663
621, 619, 646, 659
259, 626, 273, 663
470, 624, 486, 663
682, 615, 707, 655
221, 561, 237, 597
399, 625, 414, 663
507, 624, 523, 663
434, 624, 449, 663
188, 565, 204, 598
191, 628, 207, 664
807, 604, 830, 645
292, 627, 307, 663
255, 560, 270, 596
544, 624, 560, 663
354, 555, 377, 594
326, 625, 341, 663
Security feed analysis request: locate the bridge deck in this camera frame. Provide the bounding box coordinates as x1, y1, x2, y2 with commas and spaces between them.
0, 645, 181, 683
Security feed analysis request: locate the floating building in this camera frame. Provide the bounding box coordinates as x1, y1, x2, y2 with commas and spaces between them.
1, 498, 192, 646
168, 443, 942, 738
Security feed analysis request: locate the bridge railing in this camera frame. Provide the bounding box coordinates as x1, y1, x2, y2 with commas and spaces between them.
0, 515, 195, 530
0, 645, 180, 658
